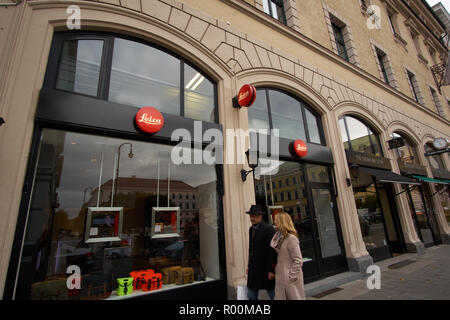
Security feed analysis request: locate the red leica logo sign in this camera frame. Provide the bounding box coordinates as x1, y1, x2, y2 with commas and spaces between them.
293, 139, 308, 157
135, 107, 164, 133
237, 84, 256, 107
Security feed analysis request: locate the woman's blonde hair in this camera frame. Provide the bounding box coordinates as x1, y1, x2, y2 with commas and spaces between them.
274, 212, 298, 238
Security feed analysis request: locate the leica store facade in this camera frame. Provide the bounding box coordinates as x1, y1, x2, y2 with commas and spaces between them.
1, 0, 450, 300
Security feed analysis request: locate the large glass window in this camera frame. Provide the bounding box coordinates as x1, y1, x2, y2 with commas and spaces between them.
424, 142, 445, 170
339, 115, 382, 156
253, 160, 343, 263
108, 38, 181, 116
390, 132, 419, 165
54, 34, 217, 123
14, 129, 221, 300
248, 88, 323, 145
352, 171, 389, 254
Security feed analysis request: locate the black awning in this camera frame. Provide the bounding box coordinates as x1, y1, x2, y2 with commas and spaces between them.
359, 166, 421, 185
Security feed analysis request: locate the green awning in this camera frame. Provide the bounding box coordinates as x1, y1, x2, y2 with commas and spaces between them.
412, 175, 449, 184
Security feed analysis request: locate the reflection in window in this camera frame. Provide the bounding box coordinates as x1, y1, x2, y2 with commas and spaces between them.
262, 0, 286, 24
390, 132, 419, 165
248, 88, 323, 144
270, 90, 306, 141
339, 115, 382, 156
184, 64, 215, 122
248, 90, 270, 131
254, 161, 315, 262
109, 38, 181, 116
425, 143, 445, 170
352, 171, 389, 252
14, 129, 221, 300
56, 40, 104, 96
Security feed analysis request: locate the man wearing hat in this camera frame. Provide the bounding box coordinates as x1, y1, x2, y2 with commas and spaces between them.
245, 204, 277, 300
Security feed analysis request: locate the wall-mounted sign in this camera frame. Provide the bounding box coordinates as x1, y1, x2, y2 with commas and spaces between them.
345, 150, 392, 170
387, 137, 404, 149
432, 137, 449, 150
293, 139, 308, 157
135, 107, 164, 133
233, 84, 256, 108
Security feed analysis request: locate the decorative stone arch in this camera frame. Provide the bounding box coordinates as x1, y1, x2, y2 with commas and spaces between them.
387, 121, 423, 148
43, 2, 234, 83
235, 68, 335, 151
334, 101, 387, 135
236, 68, 333, 115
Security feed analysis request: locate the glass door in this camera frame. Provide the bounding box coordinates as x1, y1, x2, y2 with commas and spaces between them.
253, 162, 347, 282
306, 164, 346, 277
352, 170, 391, 261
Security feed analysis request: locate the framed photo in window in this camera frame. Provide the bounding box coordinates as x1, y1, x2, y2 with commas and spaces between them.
151, 207, 181, 239
268, 206, 284, 224
84, 207, 123, 243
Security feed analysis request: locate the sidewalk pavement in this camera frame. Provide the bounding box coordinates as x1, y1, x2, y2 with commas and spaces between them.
308, 244, 450, 300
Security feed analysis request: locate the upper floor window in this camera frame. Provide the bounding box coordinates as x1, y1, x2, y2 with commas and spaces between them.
339, 115, 382, 156
248, 88, 324, 144
429, 86, 445, 117
262, 0, 286, 24
53, 33, 217, 123
405, 68, 424, 105
332, 23, 349, 62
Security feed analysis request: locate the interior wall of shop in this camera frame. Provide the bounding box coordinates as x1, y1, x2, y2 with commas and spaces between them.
0, 0, 449, 299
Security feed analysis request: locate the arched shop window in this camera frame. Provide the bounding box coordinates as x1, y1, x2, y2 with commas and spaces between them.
53, 33, 217, 122
9, 32, 224, 300
424, 142, 446, 171
338, 115, 382, 156
390, 132, 420, 165
247, 88, 324, 144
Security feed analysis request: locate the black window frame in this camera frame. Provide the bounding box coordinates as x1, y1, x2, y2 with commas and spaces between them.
407, 71, 420, 103
4, 31, 227, 300
251, 87, 326, 146
263, 0, 287, 25
44, 31, 219, 124
339, 115, 383, 157
376, 51, 390, 85
331, 23, 349, 62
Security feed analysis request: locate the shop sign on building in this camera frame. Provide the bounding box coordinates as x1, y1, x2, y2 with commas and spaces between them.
135, 107, 164, 133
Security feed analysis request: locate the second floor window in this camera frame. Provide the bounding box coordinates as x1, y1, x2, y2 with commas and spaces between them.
262, 0, 286, 24
332, 23, 349, 61
406, 70, 422, 104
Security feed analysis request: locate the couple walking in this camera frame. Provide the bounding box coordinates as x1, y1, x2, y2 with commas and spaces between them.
246, 205, 305, 300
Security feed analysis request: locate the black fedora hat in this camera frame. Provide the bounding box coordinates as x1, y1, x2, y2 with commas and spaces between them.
246, 204, 264, 215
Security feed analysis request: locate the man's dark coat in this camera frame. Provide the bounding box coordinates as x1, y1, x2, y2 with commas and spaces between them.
247, 220, 277, 290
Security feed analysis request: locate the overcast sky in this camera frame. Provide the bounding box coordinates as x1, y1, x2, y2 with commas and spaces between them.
427, 0, 449, 11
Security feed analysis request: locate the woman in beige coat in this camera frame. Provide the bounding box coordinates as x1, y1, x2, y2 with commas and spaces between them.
270, 212, 305, 300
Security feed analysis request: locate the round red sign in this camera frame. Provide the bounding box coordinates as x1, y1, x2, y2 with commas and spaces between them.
135, 107, 164, 133
293, 139, 308, 157
237, 84, 256, 107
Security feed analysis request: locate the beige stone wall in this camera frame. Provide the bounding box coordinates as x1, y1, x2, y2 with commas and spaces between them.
0, 0, 449, 298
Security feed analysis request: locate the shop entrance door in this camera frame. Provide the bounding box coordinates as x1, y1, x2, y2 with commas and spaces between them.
376, 183, 406, 256
406, 184, 439, 247
303, 164, 347, 281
